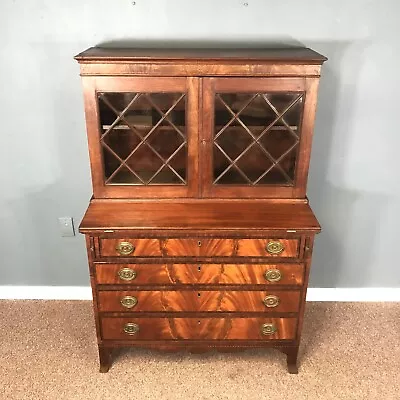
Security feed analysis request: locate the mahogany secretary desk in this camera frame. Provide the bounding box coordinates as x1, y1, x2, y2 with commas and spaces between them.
75, 47, 326, 373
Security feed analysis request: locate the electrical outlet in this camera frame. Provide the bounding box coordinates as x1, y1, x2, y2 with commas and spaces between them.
58, 217, 75, 237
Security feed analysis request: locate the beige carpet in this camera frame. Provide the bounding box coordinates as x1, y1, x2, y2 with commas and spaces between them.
0, 301, 399, 400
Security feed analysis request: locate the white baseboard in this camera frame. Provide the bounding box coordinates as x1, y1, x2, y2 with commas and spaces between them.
0, 286, 399, 302
0, 286, 93, 300
306, 288, 400, 302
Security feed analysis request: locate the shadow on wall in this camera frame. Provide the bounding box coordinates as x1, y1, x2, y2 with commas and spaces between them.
306, 40, 388, 288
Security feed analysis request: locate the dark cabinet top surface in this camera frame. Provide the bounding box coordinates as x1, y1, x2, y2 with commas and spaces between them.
75, 47, 327, 64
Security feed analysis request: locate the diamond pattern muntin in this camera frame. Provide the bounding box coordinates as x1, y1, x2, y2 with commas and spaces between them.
215, 126, 253, 160
213, 92, 303, 186
98, 92, 187, 185
236, 145, 274, 182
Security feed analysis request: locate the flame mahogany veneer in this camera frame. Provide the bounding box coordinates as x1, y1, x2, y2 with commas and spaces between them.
76, 47, 326, 374
101, 317, 298, 341
97, 290, 301, 313
94, 263, 305, 286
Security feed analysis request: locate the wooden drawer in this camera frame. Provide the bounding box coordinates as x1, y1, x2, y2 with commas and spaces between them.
237, 239, 299, 258
98, 290, 300, 313
101, 317, 297, 341
99, 238, 162, 257
164, 238, 235, 257
97, 238, 299, 258
95, 263, 305, 286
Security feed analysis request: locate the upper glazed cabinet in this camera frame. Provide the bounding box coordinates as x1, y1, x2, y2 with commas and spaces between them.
76, 48, 326, 199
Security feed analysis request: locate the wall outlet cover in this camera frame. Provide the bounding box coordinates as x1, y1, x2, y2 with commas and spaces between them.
58, 217, 75, 237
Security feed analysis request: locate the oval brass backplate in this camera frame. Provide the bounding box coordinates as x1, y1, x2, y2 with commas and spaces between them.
117, 268, 137, 281
116, 241, 135, 256
262, 295, 280, 308
261, 323, 277, 336
120, 296, 138, 309
123, 322, 140, 335
266, 241, 284, 255
264, 269, 282, 282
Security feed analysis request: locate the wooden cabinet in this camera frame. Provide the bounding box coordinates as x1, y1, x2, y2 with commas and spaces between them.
75, 47, 326, 373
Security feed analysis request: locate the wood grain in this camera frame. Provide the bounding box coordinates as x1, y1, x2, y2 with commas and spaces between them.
101, 317, 297, 340
75, 47, 327, 63
79, 202, 321, 232
75, 48, 326, 78
82, 76, 199, 199
97, 290, 301, 313
237, 239, 299, 258
79, 63, 323, 78
76, 46, 325, 373
99, 238, 162, 257
94, 263, 305, 286
200, 77, 315, 199
164, 238, 235, 257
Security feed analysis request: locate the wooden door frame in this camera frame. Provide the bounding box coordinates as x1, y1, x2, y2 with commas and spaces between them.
81, 76, 200, 199
200, 77, 320, 199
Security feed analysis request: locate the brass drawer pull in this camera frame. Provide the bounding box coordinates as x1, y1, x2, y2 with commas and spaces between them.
261, 323, 277, 336
116, 241, 135, 256
123, 322, 139, 335
117, 268, 137, 281
262, 295, 280, 308
120, 296, 138, 309
264, 269, 282, 282
266, 241, 284, 255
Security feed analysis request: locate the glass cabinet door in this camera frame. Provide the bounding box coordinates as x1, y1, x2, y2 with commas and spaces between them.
201, 77, 315, 198
83, 77, 199, 198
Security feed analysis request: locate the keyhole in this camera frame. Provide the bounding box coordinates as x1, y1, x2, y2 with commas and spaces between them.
197, 292, 201, 297
198, 320, 201, 325
198, 240, 202, 247
197, 265, 201, 272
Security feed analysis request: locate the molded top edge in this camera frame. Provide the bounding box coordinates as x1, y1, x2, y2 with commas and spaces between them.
74, 47, 327, 64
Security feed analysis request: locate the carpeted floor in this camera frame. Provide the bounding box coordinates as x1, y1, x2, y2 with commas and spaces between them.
0, 301, 399, 400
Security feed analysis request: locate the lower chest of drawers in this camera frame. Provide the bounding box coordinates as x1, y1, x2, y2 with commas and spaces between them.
85, 233, 315, 373
93, 260, 306, 342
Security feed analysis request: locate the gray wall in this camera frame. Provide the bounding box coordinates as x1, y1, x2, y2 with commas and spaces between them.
1, 0, 399, 287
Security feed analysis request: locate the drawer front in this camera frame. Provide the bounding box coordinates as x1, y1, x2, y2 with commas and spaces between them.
95, 263, 304, 286
237, 239, 299, 258
164, 239, 235, 257
97, 290, 300, 313
101, 317, 297, 340
99, 238, 162, 257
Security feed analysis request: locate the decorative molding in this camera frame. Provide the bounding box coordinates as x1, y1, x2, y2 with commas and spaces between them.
0, 286, 399, 302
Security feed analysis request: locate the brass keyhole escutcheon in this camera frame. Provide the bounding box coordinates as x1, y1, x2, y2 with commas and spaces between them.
198, 240, 202, 247
262, 295, 280, 308
120, 296, 138, 309
117, 268, 137, 281
197, 265, 201, 272
261, 323, 277, 336
116, 241, 135, 256
264, 269, 282, 283
123, 322, 139, 335
266, 241, 284, 255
